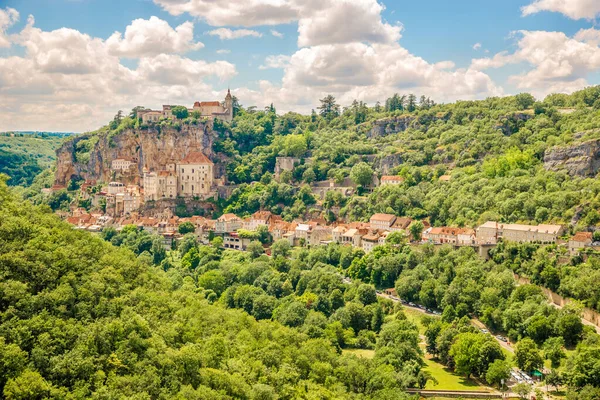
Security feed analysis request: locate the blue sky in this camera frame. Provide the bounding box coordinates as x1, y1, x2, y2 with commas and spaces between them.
1, 0, 600, 131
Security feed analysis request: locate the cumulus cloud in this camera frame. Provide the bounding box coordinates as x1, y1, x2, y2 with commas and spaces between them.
0, 7, 19, 48
155, 0, 400, 47
153, 0, 298, 26
297, 0, 401, 47
271, 29, 284, 38
259, 54, 291, 69
208, 28, 262, 40
471, 30, 600, 97
522, 0, 600, 20
0, 16, 236, 132
216, 49, 231, 54
245, 42, 502, 114
473, 42, 482, 50
106, 17, 203, 57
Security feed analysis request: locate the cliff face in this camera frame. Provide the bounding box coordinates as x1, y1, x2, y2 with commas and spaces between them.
54, 123, 215, 186
543, 139, 600, 177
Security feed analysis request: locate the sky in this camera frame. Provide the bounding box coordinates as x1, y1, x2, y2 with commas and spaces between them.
1, 0, 600, 132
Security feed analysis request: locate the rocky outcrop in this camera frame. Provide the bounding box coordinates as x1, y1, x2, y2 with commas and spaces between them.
54, 123, 215, 185
543, 139, 600, 177
494, 112, 534, 135
365, 113, 451, 138
374, 153, 403, 174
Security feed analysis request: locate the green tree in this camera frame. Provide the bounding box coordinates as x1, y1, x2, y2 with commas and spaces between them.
4, 370, 52, 400
350, 162, 373, 187
513, 382, 532, 399
272, 239, 291, 258
409, 221, 424, 242
178, 221, 195, 235
171, 105, 189, 119
317, 95, 340, 121
485, 359, 511, 388
515, 338, 543, 373
247, 241, 264, 259
543, 337, 565, 368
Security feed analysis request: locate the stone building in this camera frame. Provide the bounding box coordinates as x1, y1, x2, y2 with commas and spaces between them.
111, 158, 135, 171
177, 151, 214, 196
476, 221, 563, 244
139, 90, 234, 124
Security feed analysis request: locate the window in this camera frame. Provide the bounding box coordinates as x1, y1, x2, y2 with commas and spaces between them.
192, 169, 194, 173
181, 185, 184, 190
181, 168, 184, 173
192, 185, 194, 191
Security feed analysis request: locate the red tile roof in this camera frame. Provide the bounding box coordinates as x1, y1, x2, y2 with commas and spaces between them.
180, 151, 213, 165
571, 232, 593, 242
200, 101, 221, 107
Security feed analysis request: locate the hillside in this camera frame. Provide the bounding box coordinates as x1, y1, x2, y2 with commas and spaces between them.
53, 88, 600, 230
0, 133, 65, 186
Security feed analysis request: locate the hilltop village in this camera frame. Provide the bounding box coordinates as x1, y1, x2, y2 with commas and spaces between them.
47, 91, 599, 259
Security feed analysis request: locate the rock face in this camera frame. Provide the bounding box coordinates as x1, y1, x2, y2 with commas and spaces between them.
54, 123, 215, 186
375, 153, 403, 174
544, 139, 600, 177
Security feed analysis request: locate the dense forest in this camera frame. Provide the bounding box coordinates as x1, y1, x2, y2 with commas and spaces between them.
0, 133, 66, 186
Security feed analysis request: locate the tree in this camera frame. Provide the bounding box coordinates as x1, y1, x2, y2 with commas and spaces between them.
515, 338, 543, 373
172, 105, 189, 119
178, 221, 195, 235
4, 370, 52, 400
356, 284, 377, 305
247, 241, 264, 259
450, 333, 502, 378
543, 337, 565, 368
416, 370, 437, 389
409, 221, 424, 242
272, 239, 291, 258
485, 359, 511, 388
317, 95, 340, 121
302, 168, 316, 184
197, 270, 227, 295
514, 93, 535, 110
545, 369, 562, 392
350, 162, 374, 187
406, 94, 417, 112
555, 311, 583, 346
513, 382, 532, 399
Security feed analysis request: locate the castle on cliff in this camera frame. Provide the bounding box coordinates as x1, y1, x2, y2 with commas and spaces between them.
138, 90, 233, 124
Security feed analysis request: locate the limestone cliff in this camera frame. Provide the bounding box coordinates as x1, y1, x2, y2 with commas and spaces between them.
543, 139, 600, 177
54, 123, 215, 186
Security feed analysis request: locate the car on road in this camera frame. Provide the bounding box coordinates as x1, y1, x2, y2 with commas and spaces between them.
408, 302, 415, 307
480, 329, 489, 334
496, 335, 507, 342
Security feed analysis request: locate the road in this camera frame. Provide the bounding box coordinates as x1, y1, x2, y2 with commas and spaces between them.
376, 293, 514, 353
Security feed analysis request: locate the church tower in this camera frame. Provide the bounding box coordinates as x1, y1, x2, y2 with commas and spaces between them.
225, 88, 233, 121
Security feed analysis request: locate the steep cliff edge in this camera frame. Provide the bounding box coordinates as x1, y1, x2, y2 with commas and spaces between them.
543, 139, 600, 177
54, 123, 215, 186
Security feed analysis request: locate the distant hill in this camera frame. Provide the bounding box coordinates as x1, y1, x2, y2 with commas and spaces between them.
0, 133, 66, 186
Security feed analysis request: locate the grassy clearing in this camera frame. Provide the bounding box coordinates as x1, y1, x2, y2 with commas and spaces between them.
342, 348, 375, 359
423, 356, 488, 391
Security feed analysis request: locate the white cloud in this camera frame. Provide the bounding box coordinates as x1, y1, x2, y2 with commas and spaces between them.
216, 49, 231, 54
208, 28, 262, 40
244, 42, 502, 114
522, 0, 600, 20
259, 54, 291, 69
271, 29, 284, 38
0, 7, 19, 48
297, 0, 401, 47
574, 27, 600, 46
471, 30, 600, 97
153, 0, 299, 26
155, 0, 400, 47
0, 16, 236, 132
473, 42, 482, 50
106, 16, 203, 57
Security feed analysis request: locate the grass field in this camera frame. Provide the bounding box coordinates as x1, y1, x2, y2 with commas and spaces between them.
423, 356, 488, 391
342, 348, 375, 359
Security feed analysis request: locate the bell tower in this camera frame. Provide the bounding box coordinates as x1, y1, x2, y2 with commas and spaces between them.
225, 88, 233, 121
